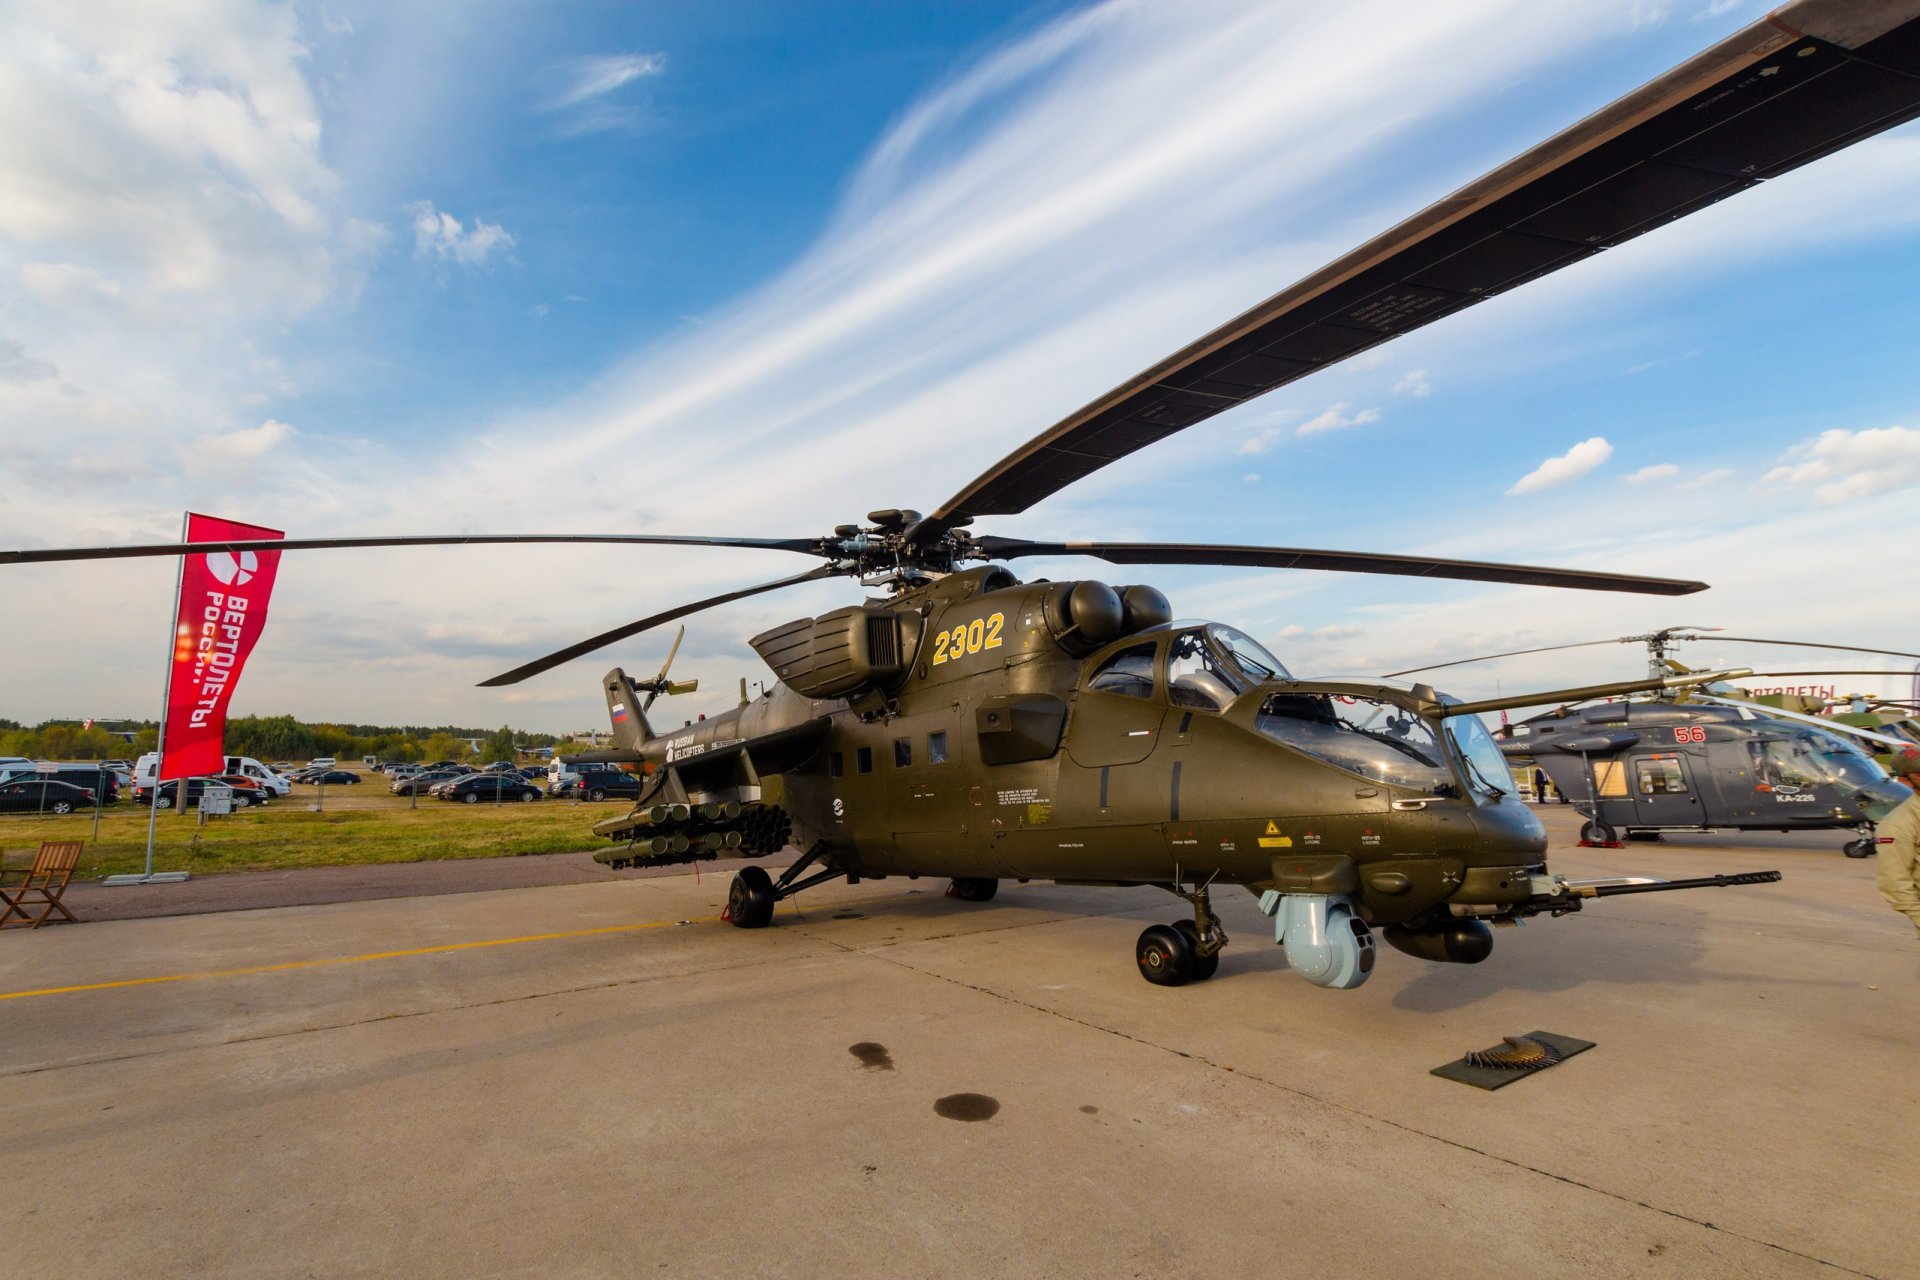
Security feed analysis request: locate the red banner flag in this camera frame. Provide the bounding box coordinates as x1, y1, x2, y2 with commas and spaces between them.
159, 514, 284, 781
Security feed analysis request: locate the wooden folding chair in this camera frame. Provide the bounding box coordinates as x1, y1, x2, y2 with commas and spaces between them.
0, 841, 83, 929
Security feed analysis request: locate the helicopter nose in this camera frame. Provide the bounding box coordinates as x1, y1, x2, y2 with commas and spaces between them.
1855, 781, 1912, 824
1471, 798, 1548, 861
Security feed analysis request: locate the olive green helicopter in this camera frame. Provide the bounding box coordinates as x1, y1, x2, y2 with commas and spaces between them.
10, 0, 1920, 989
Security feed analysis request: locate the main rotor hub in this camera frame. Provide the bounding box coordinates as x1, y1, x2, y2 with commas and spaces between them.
817, 508, 980, 588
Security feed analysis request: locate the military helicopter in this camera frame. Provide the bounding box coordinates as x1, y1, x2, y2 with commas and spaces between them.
9, 0, 1920, 989
1391, 629, 1920, 857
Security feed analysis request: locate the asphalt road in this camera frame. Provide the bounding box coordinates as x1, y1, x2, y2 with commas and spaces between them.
2, 807, 1914, 1279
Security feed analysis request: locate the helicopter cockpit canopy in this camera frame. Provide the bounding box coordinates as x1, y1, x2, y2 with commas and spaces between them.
1166, 624, 1290, 710
1255, 692, 1456, 793
1084, 623, 1292, 710
1749, 731, 1890, 792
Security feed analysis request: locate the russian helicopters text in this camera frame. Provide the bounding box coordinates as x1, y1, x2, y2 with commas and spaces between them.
12, 1, 1920, 988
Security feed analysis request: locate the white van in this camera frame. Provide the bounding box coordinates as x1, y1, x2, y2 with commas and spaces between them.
135, 753, 291, 797
548, 758, 583, 791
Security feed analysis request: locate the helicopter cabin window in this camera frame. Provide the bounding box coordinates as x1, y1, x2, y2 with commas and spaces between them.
1167, 628, 1236, 711
1254, 693, 1453, 792
1086, 643, 1158, 699
928, 731, 948, 765
894, 738, 911, 768
1591, 760, 1629, 797
1635, 756, 1688, 794
828, 752, 844, 778
856, 747, 873, 775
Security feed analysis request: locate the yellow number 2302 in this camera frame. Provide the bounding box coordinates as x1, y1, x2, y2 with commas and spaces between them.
931, 611, 1004, 665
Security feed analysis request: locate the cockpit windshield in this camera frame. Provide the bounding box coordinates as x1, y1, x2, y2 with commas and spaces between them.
1751, 731, 1890, 790
1445, 714, 1513, 797
1254, 692, 1455, 792
1210, 625, 1289, 686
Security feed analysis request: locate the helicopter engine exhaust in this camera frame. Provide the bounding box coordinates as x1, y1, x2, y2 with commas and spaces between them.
1381, 919, 1494, 965
1257, 891, 1375, 989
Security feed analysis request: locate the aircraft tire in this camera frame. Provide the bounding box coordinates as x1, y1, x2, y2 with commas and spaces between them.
948, 876, 997, 902
1136, 923, 1194, 986
1173, 921, 1220, 981
1843, 838, 1876, 860
728, 866, 776, 928
1581, 819, 1618, 843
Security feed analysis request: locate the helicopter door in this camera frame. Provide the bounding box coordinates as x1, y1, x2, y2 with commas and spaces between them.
1626, 752, 1700, 828
1067, 641, 1168, 768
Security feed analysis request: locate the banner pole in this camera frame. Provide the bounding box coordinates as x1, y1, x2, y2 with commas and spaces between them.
117, 512, 190, 887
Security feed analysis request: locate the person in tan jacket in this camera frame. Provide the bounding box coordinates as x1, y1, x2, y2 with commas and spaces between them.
1877, 749, 1920, 941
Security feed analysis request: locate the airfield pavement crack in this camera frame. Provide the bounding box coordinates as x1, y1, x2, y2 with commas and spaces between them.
819, 931, 1884, 1280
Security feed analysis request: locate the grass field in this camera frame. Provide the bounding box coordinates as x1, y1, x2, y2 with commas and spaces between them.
0, 771, 618, 879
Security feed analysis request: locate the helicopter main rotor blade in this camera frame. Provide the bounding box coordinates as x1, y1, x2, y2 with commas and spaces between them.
1385, 638, 1641, 679
478, 563, 843, 688
0, 532, 825, 567
971, 536, 1706, 596
1677, 636, 1920, 661
1740, 670, 1920, 679
912, 2, 1920, 535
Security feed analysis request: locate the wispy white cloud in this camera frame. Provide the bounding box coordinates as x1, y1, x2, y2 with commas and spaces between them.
1392, 368, 1430, 397
1621, 463, 1678, 484
538, 53, 666, 135
1508, 437, 1613, 494
542, 53, 665, 110
1762, 427, 1920, 505
1674, 466, 1731, 491
1297, 403, 1381, 436
407, 201, 515, 266
197, 418, 297, 460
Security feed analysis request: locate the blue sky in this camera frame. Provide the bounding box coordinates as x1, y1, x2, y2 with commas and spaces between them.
3, 0, 1918, 732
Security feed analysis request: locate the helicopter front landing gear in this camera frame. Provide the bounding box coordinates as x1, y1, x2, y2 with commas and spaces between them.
1579, 819, 1621, 845
724, 841, 843, 928
1844, 831, 1877, 860
1135, 880, 1228, 986
946, 877, 998, 902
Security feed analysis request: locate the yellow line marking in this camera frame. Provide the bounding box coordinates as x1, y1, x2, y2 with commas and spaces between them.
0, 914, 717, 1003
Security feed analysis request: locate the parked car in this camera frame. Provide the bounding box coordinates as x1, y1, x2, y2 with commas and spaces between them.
305, 770, 360, 785
132, 777, 253, 810
440, 774, 543, 804
7, 763, 122, 801
0, 778, 97, 814
211, 774, 272, 802
392, 769, 466, 796
566, 768, 642, 802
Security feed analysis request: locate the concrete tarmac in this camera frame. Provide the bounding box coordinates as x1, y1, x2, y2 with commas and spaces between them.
2, 808, 1915, 1279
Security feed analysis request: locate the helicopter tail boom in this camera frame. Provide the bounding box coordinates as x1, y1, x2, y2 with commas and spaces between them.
603, 667, 657, 754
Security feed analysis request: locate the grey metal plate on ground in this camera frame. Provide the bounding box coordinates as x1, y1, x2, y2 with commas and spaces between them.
1431, 1030, 1596, 1090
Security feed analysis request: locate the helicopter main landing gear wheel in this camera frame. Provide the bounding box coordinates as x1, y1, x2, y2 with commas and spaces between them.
1844, 836, 1876, 859
1136, 924, 1195, 986
1136, 876, 1227, 985
725, 865, 776, 928
946, 876, 997, 902
1580, 819, 1619, 844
